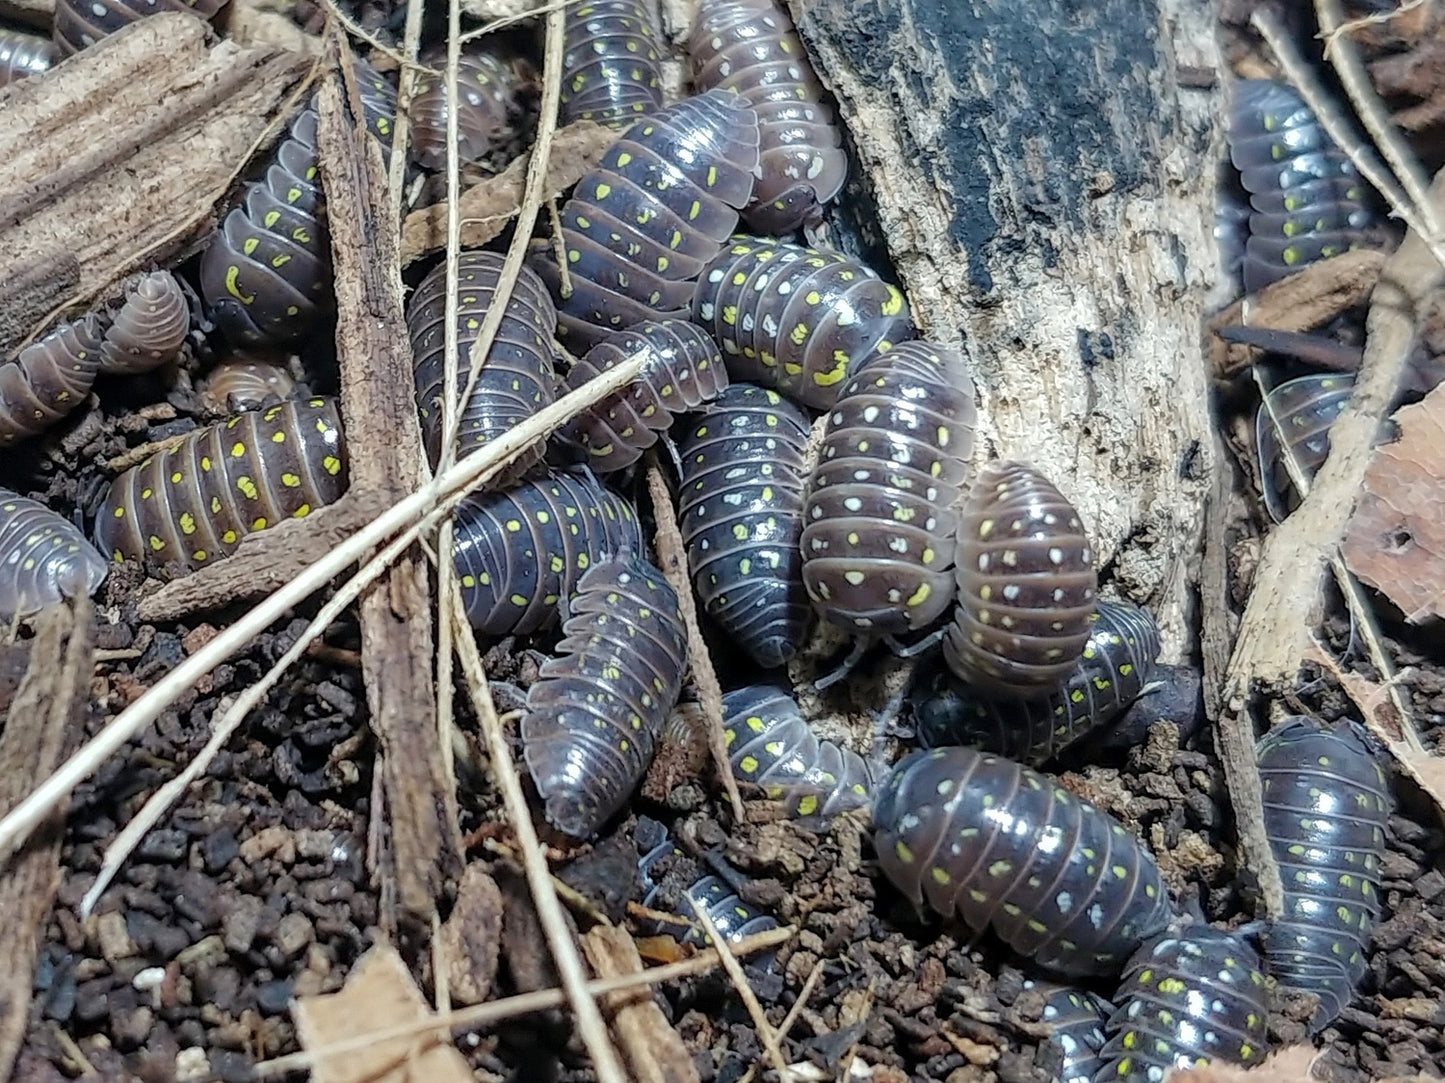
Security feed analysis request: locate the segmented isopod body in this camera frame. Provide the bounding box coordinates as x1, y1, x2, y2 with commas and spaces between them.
1020, 981, 1114, 1083
915, 600, 1161, 766
529, 88, 761, 351
410, 48, 528, 170
407, 250, 558, 474
802, 341, 975, 636
522, 551, 688, 838
722, 685, 872, 823
0, 314, 106, 448
1254, 373, 1353, 524
0, 28, 56, 84
559, 318, 726, 472
1228, 79, 1382, 294
198, 58, 396, 347
688, 0, 847, 233
452, 465, 644, 636
99, 271, 190, 375
691, 236, 914, 409
0, 488, 108, 619
200, 357, 297, 412
636, 828, 778, 944
559, 0, 663, 129
673, 383, 811, 669
1097, 924, 1270, 1082
94, 397, 346, 570
1257, 716, 1390, 1032
52, 0, 227, 56
873, 746, 1174, 977
946, 461, 1098, 697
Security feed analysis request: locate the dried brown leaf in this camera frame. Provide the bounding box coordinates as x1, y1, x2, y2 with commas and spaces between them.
1343, 381, 1445, 622
438, 864, 504, 1006
292, 944, 473, 1083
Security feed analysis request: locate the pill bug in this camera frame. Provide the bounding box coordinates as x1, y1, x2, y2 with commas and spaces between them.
94, 396, 347, 570
721, 684, 872, 823
199, 356, 297, 412
522, 551, 688, 838
559, 0, 664, 129
1256, 716, 1390, 1032
407, 250, 559, 474
688, 0, 848, 233
558, 318, 727, 473
636, 826, 778, 945
673, 382, 811, 669
1019, 981, 1114, 1083
0, 488, 108, 619
872, 746, 1174, 977
198, 57, 396, 347
1228, 79, 1382, 294
410, 48, 529, 171
452, 465, 644, 636
691, 235, 915, 409
0, 28, 57, 84
945, 460, 1098, 698
529, 88, 761, 351
802, 341, 975, 640
0, 313, 106, 448
915, 600, 1161, 766
98, 271, 190, 375
1254, 372, 1354, 524
1097, 923, 1270, 1083
52, 0, 227, 56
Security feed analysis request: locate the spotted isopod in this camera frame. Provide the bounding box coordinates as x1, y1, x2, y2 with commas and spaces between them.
94, 397, 347, 570
1254, 372, 1353, 524
559, 0, 664, 130
872, 745, 1174, 977
522, 551, 688, 838
945, 460, 1098, 697
1257, 716, 1390, 1032
691, 235, 915, 410
0, 488, 108, 619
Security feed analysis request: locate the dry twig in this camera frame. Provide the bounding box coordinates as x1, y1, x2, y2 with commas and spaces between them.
690, 898, 793, 1081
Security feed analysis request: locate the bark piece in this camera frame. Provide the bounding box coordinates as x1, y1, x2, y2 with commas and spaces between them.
315, 71, 462, 928
438, 864, 504, 1006
0, 15, 309, 357
1342, 382, 1445, 623
0, 598, 96, 1082
788, 0, 1217, 657
580, 925, 702, 1083
293, 944, 473, 1083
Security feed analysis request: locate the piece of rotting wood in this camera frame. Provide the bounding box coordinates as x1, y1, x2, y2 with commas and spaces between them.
788, 0, 1218, 658
315, 63, 463, 928
580, 926, 702, 1083
0, 15, 310, 357
0, 597, 95, 1082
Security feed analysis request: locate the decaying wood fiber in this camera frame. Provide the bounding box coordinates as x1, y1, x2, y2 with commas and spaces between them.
789, 0, 1220, 658
0, 14, 309, 357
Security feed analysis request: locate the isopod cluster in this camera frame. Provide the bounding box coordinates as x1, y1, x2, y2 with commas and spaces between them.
0, 9, 1422, 1082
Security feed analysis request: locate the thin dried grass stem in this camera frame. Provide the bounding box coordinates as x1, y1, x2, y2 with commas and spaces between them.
446, 582, 628, 1083
689, 899, 795, 1081
0, 355, 645, 862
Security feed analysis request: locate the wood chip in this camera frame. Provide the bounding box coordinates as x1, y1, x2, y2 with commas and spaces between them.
1342, 381, 1445, 622
0, 15, 310, 356
1168, 1046, 1320, 1083
316, 69, 462, 928
399, 120, 618, 265
438, 864, 504, 1006
292, 944, 473, 1083
580, 925, 702, 1083
0, 598, 96, 1082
